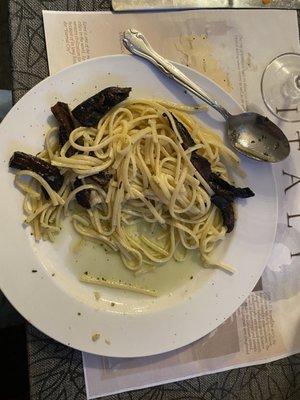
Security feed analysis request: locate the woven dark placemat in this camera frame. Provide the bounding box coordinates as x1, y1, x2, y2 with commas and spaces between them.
8, 1, 300, 399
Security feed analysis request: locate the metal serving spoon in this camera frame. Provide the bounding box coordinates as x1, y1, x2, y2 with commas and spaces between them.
122, 29, 290, 163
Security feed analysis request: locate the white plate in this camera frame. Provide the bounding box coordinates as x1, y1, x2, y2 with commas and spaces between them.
0, 55, 277, 357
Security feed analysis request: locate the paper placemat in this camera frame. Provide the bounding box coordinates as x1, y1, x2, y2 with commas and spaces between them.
43, 9, 300, 399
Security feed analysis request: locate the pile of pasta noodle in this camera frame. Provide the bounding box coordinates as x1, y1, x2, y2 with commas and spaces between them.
16, 99, 241, 274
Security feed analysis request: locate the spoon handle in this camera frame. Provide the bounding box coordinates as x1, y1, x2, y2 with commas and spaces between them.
122, 29, 230, 120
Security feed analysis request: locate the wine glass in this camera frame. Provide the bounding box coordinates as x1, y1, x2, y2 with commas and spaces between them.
261, 53, 300, 122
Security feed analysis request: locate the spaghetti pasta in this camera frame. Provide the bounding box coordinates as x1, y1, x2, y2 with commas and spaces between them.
11, 98, 249, 285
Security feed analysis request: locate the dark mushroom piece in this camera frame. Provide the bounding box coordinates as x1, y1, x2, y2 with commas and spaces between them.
9, 151, 63, 191
210, 173, 254, 199
73, 172, 112, 209
74, 178, 91, 209
51, 102, 75, 155
90, 171, 112, 187
72, 87, 132, 127
165, 114, 196, 149
211, 195, 235, 233
190, 152, 212, 182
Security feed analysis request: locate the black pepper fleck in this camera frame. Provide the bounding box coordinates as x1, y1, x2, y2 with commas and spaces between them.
32, 269, 37, 273
111, 302, 115, 307
77, 312, 81, 316
190, 276, 193, 280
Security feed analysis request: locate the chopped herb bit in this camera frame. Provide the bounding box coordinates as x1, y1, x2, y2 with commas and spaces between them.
190, 276, 193, 280
111, 302, 115, 307
84, 271, 88, 275
51, 273, 55, 277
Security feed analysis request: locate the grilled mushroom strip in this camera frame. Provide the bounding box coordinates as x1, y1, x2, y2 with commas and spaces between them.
211, 195, 235, 233
73, 172, 112, 209
73, 178, 91, 209
51, 102, 75, 151
90, 171, 112, 187
9, 151, 63, 191
72, 86, 132, 127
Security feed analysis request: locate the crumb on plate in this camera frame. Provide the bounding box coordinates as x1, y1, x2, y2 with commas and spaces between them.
92, 333, 100, 342
94, 291, 100, 301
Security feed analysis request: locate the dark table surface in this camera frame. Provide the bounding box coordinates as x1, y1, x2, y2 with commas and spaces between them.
8, 1, 300, 399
